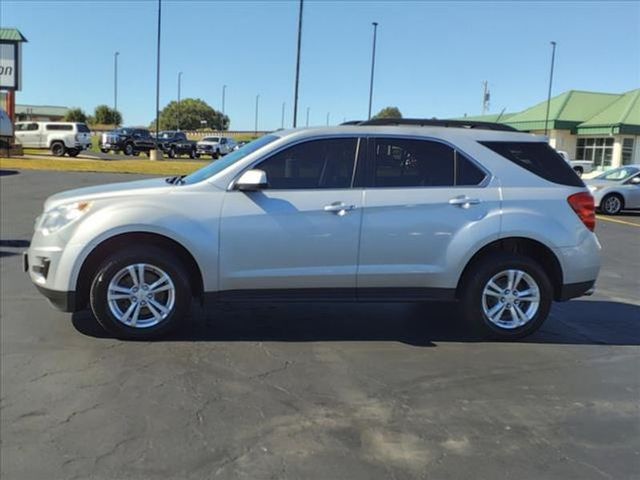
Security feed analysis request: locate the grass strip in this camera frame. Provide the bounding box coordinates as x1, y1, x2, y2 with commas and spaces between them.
0, 157, 206, 175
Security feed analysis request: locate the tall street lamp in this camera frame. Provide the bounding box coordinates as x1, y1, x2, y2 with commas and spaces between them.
222, 84, 227, 130
306, 107, 310, 127
154, 0, 162, 152
177, 71, 183, 131
114, 51, 119, 127
281, 102, 286, 129
293, 0, 304, 127
255, 94, 260, 134
326, 112, 330, 126
544, 41, 557, 137
368, 22, 379, 120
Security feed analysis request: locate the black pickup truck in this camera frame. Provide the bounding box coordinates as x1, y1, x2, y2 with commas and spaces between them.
100, 128, 156, 156
156, 131, 198, 158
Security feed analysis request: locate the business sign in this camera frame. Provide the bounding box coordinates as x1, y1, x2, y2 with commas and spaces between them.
0, 42, 20, 91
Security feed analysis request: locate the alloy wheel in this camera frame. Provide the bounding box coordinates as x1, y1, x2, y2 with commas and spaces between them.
481, 269, 540, 330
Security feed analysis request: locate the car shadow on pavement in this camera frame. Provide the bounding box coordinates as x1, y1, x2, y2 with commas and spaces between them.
72, 299, 640, 347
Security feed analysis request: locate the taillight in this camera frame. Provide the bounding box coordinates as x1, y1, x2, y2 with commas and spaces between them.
567, 192, 596, 232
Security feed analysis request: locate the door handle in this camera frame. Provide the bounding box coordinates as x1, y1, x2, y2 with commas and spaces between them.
324, 202, 356, 216
449, 196, 481, 208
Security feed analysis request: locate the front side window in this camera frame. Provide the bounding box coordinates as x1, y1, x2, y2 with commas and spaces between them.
27, 123, 39, 131
372, 138, 455, 187
258, 138, 358, 189
76, 124, 90, 133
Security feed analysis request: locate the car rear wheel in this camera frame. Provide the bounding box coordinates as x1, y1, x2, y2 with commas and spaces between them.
190, 149, 197, 159
51, 142, 65, 157
67, 148, 80, 157
124, 143, 134, 156
600, 194, 623, 215
459, 253, 552, 340
168, 147, 176, 159
89, 246, 192, 340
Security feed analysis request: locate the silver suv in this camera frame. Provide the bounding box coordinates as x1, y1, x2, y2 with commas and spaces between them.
25, 120, 601, 340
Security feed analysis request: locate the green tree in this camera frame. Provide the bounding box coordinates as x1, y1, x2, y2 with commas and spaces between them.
153, 98, 229, 131
64, 108, 87, 123
372, 106, 403, 120
94, 105, 123, 126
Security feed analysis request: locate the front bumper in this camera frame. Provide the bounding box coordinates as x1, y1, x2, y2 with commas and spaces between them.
24, 252, 79, 312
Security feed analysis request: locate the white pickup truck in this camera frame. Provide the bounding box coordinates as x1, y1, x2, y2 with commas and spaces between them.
557, 150, 594, 177
15, 121, 92, 157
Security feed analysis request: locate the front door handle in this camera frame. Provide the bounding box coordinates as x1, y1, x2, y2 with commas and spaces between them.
449, 196, 481, 208
324, 202, 356, 216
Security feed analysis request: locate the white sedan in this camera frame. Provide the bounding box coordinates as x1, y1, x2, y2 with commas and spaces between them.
586, 165, 640, 215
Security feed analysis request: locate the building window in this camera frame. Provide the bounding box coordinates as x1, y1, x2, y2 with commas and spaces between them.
576, 137, 614, 168
622, 138, 634, 165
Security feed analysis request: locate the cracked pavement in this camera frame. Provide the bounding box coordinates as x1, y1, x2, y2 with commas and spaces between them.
1, 170, 639, 479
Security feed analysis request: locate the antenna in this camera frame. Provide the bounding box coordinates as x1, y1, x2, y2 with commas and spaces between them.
482, 81, 490, 115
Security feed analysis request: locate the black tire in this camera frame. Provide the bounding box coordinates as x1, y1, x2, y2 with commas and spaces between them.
189, 149, 197, 159
214, 149, 221, 159
100, 148, 109, 154
573, 167, 583, 177
458, 253, 553, 340
600, 193, 624, 215
67, 148, 80, 157
51, 142, 65, 157
89, 246, 192, 340
124, 143, 134, 156
168, 147, 176, 159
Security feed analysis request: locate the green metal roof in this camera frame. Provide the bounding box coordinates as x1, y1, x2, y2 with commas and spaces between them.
0, 28, 28, 42
576, 89, 640, 135
505, 90, 621, 132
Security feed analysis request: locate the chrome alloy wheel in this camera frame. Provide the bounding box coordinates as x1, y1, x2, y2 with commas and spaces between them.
481, 269, 540, 329
602, 195, 622, 214
107, 263, 176, 328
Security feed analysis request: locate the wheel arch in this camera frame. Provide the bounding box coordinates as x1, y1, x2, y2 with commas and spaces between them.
75, 232, 204, 310
456, 237, 564, 301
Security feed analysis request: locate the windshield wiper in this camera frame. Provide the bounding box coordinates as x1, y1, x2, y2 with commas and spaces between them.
165, 175, 186, 185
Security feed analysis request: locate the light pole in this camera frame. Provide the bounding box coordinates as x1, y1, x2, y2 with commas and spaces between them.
154, 0, 162, 154
281, 102, 286, 129
254, 94, 260, 135
306, 107, 310, 127
221, 84, 227, 130
326, 112, 330, 126
368, 22, 379, 120
114, 51, 119, 127
177, 71, 183, 131
293, 0, 304, 127
544, 41, 557, 137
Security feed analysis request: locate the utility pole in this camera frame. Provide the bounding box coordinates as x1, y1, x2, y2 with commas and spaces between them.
177, 71, 183, 131
544, 41, 557, 137
367, 22, 379, 120
306, 107, 310, 127
255, 94, 260, 135
292, 0, 304, 127
154, 0, 162, 148
482, 81, 490, 115
281, 102, 286, 129
326, 112, 330, 126
221, 84, 227, 131
114, 51, 119, 127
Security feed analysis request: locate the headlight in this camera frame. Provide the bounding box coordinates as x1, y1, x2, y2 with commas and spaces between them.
38, 201, 92, 235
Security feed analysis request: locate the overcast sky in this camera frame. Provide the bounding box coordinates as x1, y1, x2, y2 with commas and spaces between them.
2, 0, 639, 129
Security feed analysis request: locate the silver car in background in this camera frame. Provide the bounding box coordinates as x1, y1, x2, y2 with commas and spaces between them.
25, 120, 601, 341
586, 165, 640, 215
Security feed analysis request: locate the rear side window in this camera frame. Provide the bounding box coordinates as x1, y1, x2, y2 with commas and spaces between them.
481, 141, 583, 187
46, 124, 73, 131
76, 124, 90, 133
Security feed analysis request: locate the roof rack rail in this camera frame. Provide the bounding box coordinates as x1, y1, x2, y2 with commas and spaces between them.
341, 118, 517, 132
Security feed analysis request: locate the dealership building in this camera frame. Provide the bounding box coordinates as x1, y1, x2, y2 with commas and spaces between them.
462, 89, 640, 170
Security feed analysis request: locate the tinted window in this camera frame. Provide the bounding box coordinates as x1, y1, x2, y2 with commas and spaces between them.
595, 166, 639, 181
372, 138, 454, 187
481, 141, 583, 187
76, 124, 90, 133
258, 138, 358, 189
46, 124, 73, 131
456, 151, 487, 186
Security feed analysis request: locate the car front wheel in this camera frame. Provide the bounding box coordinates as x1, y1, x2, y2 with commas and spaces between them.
89, 246, 192, 339
459, 253, 552, 340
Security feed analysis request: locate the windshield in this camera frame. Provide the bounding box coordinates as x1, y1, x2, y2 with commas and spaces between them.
201, 137, 220, 142
182, 135, 279, 185
158, 132, 175, 139
595, 166, 640, 181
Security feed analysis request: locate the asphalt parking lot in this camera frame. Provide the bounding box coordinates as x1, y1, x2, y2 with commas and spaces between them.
1, 169, 639, 480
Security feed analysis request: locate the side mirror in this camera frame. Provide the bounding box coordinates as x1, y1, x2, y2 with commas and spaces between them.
630, 176, 640, 185
235, 169, 268, 191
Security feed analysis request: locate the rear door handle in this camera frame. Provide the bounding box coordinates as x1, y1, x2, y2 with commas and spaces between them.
324, 202, 356, 216
449, 196, 481, 208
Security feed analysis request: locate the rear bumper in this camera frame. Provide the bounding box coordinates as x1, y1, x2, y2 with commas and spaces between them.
35, 285, 78, 312
557, 280, 596, 301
